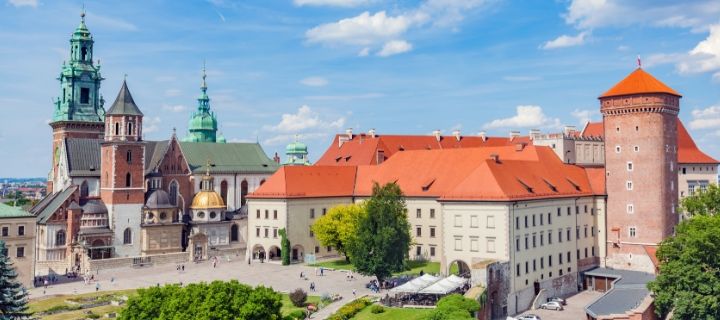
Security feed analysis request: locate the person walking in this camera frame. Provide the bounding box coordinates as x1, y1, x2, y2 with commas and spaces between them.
95, 282, 100, 292
352, 289, 356, 298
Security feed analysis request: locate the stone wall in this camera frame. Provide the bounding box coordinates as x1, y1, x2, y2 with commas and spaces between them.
87, 252, 189, 271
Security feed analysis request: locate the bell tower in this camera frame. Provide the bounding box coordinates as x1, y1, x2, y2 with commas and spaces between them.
600, 67, 680, 273
100, 80, 145, 258
182, 65, 220, 143
49, 11, 106, 193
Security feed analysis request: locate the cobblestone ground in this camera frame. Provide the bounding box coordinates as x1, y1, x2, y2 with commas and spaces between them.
28, 257, 375, 319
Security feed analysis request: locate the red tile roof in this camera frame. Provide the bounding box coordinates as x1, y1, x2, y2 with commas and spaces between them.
581, 120, 718, 165
584, 167, 606, 196
252, 145, 602, 201
316, 134, 531, 166
599, 68, 681, 98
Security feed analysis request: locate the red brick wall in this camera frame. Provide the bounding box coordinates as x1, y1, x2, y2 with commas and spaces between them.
100, 142, 145, 205
49, 122, 104, 193
157, 138, 194, 213
601, 93, 679, 271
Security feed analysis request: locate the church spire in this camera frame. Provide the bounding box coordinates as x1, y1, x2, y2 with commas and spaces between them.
182, 63, 219, 143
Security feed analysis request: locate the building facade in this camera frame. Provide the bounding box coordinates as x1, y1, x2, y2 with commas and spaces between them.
0, 203, 35, 287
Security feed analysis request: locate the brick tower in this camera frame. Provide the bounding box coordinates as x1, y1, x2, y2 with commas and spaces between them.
600, 68, 680, 273
48, 11, 106, 193
100, 80, 145, 257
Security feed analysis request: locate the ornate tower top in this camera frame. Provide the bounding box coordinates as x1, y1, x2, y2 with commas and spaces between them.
283, 135, 311, 166
182, 64, 221, 143
51, 11, 105, 124
599, 68, 681, 117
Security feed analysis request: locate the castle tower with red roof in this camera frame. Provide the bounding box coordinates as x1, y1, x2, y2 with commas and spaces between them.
600, 68, 680, 273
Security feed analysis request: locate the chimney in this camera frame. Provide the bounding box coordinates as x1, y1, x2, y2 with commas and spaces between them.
529, 129, 541, 140
563, 126, 577, 136
368, 128, 376, 138
479, 131, 487, 142
452, 130, 461, 141
489, 153, 500, 163
515, 142, 526, 152
433, 130, 441, 142
509, 131, 520, 141
346, 128, 353, 140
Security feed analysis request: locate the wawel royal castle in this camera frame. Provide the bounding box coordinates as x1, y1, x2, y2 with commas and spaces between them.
26, 14, 718, 320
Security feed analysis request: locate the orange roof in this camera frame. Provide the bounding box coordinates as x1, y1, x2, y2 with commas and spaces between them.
584, 167, 606, 195
580, 122, 604, 138
249, 165, 357, 198
580, 120, 718, 165
677, 120, 719, 164
253, 145, 601, 201
599, 68, 681, 98
316, 133, 531, 166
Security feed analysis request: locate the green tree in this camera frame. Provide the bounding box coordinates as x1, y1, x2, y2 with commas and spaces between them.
681, 183, 720, 216
311, 203, 364, 262
120, 280, 282, 320
647, 214, 720, 319
347, 182, 411, 284
425, 294, 480, 320
279, 228, 290, 266
0, 240, 30, 319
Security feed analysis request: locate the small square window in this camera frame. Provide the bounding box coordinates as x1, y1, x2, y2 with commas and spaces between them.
634, 145, 639, 152
627, 181, 633, 190
629, 227, 637, 238
627, 162, 633, 171
615, 145, 621, 153
627, 204, 634, 214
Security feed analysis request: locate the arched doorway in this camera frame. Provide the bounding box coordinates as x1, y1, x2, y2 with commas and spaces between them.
252, 244, 266, 261
448, 260, 471, 278
230, 224, 239, 242
291, 245, 304, 262
220, 180, 228, 207
191, 233, 208, 261
268, 245, 281, 261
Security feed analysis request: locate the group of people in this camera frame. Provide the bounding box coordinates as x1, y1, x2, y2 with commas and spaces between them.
175, 264, 186, 272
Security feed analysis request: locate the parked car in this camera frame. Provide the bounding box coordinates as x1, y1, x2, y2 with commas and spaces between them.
539, 301, 564, 311
548, 297, 567, 305
516, 315, 541, 320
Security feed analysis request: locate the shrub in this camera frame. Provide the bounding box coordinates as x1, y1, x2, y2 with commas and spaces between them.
289, 288, 308, 307
320, 293, 332, 303
283, 309, 306, 320
327, 298, 371, 320
370, 304, 385, 314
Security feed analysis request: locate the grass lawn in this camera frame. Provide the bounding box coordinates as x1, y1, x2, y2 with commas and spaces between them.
309, 259, 442, 276
280, 294, 322, 315
352, 305, 433, 320
30, 288, 319, 319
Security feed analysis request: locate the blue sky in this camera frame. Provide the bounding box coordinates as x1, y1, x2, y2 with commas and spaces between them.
1, 0, 719, 177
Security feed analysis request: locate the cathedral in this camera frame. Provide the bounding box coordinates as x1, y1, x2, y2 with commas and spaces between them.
30, 14, 280, 275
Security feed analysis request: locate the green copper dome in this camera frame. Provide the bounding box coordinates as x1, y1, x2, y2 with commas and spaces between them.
283, 136, 310, 166
182, 65, 220, 143
286, 141, 307, 154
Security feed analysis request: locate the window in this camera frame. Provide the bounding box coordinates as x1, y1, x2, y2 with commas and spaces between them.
532, 214, 536, 226
197, 211, 205, 219
557, 208, 561, 217
430, 246, 436, 257
55, 230, 66, 246
577, 249, 580, 260
416, 246, 422, 256
487, 238, 496, 253
80, 87, 90, 104
256, 210, 260, 219
264, 228, 269, 238
454, 215, 461, 227
123, 228, 132, 244
322, 208, 327, 215
567, 251, 571, 262
310, 208, 315, 219
548, 212, 552, 224
1, 227, 7, 237
125, 172, 131, 187
256, 228, 260, 237
273, 228, 278, 238
682, 167, 686, 174
576, 227, 580, 239
16, 247, 24, 258
585, 247, 588, 258
567, 207, 571, 216
169, 181, 178, 206
430, 209, 435, 219
454, 238, 462, 251
231, 224, 239, 242
567, 229, 571, 241
525, 235, 529, 249
634, 145, 639, 152
629, 227, 637, 238
627, 162, 633, 171
532, 234, 536, 248
265, 210, 269, 219
626, 181, 633, 190
548, 231, 552, 244
525, 262, 529, 274
558, 230, 562, 243
416, 209, 421, 218
559, 253, 563, 264
210, 211, 217, 219
273, 210, 277, 219
309, 227, 314, 237
524, 216, 528, 228
470, 238, 479, 252
315, 246, 320, 253
540, 257, 544, 269
430, 227, 436, 238
575, 206, 579, 214
115, 122, 120, 135
17, 226, 24, 236
592, 226, 596, 236
584, 205, 588, 213
540, 214, 544, 225
540, 233, 544, 246
516, 264, 521, 276
548, 255, 553, 267
627, 204, 634, 214
592, 246, 596, 256
127, 122, 134, 136
416, 227, 422, 237
615, 145, 621, 153
515, 217, 520, 230
584, 226, 588, 238
533, 259, 537, 271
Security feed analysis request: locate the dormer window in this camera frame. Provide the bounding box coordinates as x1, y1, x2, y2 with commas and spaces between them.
80, 88, 90, 104
81, 47, 88, 61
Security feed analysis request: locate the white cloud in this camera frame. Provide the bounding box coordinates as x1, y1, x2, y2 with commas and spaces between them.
306, 11, 418, 47
300, 77, 328, 87
294, 0, 370, 7
143, 117, 162, 133
263, 105, 346, 133
7, 0, 37, 8
571, 109, 599, 125
263, 133, 328, 146
541, 31, 588, 49
690, 105, 720, 129
164, 89, 182, 97
483, 105, 561, 129
162, 104, 187, 113
358, 47, 370, 57
377, 40, 413, 57
678, 23, 720, 75
503, 75, 542, 82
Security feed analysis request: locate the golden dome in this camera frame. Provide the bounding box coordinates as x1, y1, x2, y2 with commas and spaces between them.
190, 191, 225, 209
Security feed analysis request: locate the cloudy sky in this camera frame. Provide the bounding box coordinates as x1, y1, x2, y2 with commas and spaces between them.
1, 0, 719, 177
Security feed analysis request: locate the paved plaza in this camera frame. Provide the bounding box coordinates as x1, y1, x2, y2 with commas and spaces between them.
515, 290, 602, 320
28, 257, 374, 319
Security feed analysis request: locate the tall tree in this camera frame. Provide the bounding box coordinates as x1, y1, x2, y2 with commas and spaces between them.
347, 182, 411, 283
648, 214, 720, 319
681, 183, 720, 216
311, 203, 364, 262
279, 228, 290, 266
0, 240, 30, 319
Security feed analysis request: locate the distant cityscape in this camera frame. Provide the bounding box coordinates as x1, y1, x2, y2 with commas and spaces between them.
0, 178, 47, 202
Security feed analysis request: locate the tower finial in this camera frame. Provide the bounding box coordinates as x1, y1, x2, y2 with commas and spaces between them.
201, 61, 207, 90
637, 55, 642, 69
124, 73, 128, 82
205, 158, 211, 176
81, 3, 86, 21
